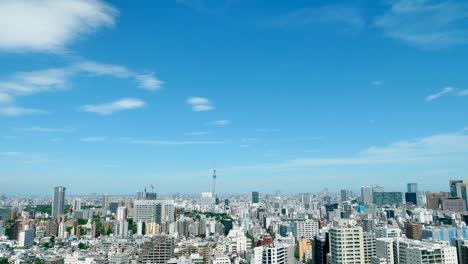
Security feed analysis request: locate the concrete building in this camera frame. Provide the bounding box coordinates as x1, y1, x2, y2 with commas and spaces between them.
292, 219, 319, 240
251, 242, 295, 264
361, 186, 373, 205
138, 235, 175, 264
330, 221, 364, 264
363, 232, 376, 264
52, 186, 66, 219
426, 192, 449, 210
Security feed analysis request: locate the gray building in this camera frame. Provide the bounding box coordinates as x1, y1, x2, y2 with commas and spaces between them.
372, 192, 403, 207
52, 186, 66, 219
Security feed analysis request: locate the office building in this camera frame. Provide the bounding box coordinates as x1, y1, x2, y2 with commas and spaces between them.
52, 186, 66, 219
373, 192, 403, 207
18, 226, 34, 247
252, 191, 259, 204
426, 192, 449, 210
405, 192, 418, 206
313, 234, 329, 264
407, 183, 418, 193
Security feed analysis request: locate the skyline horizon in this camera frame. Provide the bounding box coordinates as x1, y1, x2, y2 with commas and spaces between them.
1, 0, 468, 194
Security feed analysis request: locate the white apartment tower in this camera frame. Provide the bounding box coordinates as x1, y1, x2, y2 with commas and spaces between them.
330, 220, 365, 264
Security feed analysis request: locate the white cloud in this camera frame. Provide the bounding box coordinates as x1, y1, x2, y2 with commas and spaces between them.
459, 89, 468, 96
211, 120, 231, 126
126, 139, 224, 146
0, 92, 13, 104
185, 131, 210, 136
375, 0, 468, 49
0, 0, 117, 53
0, 106, 46, 116
74, 61, 164, 91
267, 6, 364, 31
186, 97, 215, 112
13, 126, 74, 133
81, 137, 106, 142
136, 73, 163, 91
426, 87, 454, 101
0, 68, 69, 95
193, 104, 215, 112
275, 130, 468, 168
74, 61, 130, 77
80, 98, 145, 115
0, 61, 163, 114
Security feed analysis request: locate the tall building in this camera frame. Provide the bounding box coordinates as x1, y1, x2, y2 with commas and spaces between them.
251, 242, 295, 264
102, 194, 109, 215
450, 180, 468, 198
405, 192, 418, 206
138, 235, 175, 264
116, 207, 127, 221
298, 239, 312, 261
52, 186, 66, 219
361, 186, 372, 205
426, 192, 449, 210
404, 221, 422, 240
252, 191, 259, 204
313, 233, 329, 264
330, 221, 364, 264
393, 238, 457, 264
134, 200, 175, 224
372, 192, 403, 207
73, 198, 82, 211
363, 232, 376, 264
407, 183, 418, 193
292, 220, 319, 240
341, 189, 349, 202
372, 238, 394, 264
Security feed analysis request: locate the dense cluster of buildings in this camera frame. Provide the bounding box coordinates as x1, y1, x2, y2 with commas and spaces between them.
2, 180, 468, 263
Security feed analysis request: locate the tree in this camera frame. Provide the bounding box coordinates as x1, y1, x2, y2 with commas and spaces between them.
78, 242, 88, 250
0, 257, 8, 264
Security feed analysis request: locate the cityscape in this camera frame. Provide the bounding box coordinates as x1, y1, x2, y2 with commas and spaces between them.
2, 0, 468, 264
2, 179, 468, 264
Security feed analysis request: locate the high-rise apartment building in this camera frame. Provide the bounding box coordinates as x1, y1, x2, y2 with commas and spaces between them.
330, 221, 364, 264
52, 186, 66, 219
102, 194, 109, 215
404, 221, 422, 240
292, 219, 319, 240
134, 200, 175, 224
138, 235, 175, 264
361, 186, 373, 205
363, 232, 376, 264
73, 198, 82, 211
251, 242, 295, 264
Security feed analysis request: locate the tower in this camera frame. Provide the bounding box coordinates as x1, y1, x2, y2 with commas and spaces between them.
52, 186, 66, 219
212, 168, 217, 200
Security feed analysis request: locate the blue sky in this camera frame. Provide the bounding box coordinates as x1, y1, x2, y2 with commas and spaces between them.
0, 0, 468, 195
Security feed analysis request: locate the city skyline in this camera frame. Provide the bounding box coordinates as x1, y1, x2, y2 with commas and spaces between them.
1, 0, 468, 194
